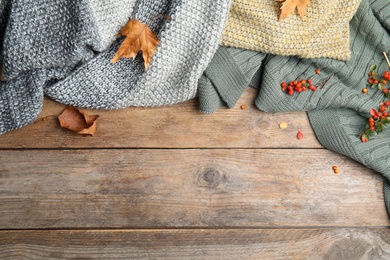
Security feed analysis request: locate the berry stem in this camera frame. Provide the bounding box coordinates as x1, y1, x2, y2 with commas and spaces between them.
321, 73, 334, 89
384, 52, 390, 70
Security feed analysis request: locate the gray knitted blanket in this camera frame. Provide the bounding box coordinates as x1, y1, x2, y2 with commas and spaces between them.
0, 0, 231, 135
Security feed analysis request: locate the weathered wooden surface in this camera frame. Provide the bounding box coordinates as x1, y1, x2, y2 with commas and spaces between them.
0, 149, 388, 229
0, 88, 322, 149
1, 89, 389, 258
1, 229, 390, 259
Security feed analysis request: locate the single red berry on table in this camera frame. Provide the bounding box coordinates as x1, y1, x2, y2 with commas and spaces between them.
362, 88, 368, 94
368, 78, 374, 84
307, 79, 312, 84
384, 100, 390, 107
281, 82, 287, 88
315, 69, 320, 74
383, 88, 388, 94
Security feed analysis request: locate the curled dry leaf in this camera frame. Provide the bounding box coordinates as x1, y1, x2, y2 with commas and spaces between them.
277, 0, 311, 20
58, 106, 99, 136
111, 18, 160, 70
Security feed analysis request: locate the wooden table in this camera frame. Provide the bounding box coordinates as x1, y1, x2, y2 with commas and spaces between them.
1, 88, 389, 259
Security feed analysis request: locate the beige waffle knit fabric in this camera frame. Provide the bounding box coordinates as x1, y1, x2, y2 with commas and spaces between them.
221, 0, 362, 60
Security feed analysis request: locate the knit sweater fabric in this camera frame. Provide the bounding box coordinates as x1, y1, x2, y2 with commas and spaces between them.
0, 0, 231, 135
198, 0, 390, 214
221, 0, 362, 61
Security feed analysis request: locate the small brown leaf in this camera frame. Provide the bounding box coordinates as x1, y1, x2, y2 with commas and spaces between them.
277, 0, 311, 20
58, 106, 99, 136
111, 18, 160, 70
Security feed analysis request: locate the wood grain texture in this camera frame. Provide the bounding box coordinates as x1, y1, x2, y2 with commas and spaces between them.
0, 149, 387, 229
1, 229, 390, 259
0, 88, 322, 149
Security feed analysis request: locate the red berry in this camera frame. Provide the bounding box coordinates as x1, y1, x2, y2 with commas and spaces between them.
297, 131, 303, 140
368, 78, 374, 84
381, 80, 387, 85
362, 88, 368, 94
374, 79, 379, 84
302, 86, 307, 91
293, 80, 298, 85
281, 86, 286, 92
384, 112, 388, 116
384, 101, 390, 107
370, 126, 375, 131
368, 71, 373, 77
281, 82, 287, 88
288, 89, 294, 95
309, 85, 316, 91
315, 69, 320, 74
307, 79, 312, 84
383, 88, 389, 94
370, 109, 377, 116
374, 115, 378, 119
301, 79, 306, 85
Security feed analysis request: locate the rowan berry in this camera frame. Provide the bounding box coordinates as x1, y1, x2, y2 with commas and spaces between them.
315, 69, 320, 74
370, 126, 375, 131
362, 88, 368, 94
281, 82, 287, 88
288, 89, 294, 95
374, 79, 379, 84
368, 71, 373, 77
293, 80, 298, 85
368, 78, 374, 84
381, 80, 387, 85
383, 88, 389, 94
384, 101, 390, 107
309, 85, 316, 91
301, 79, 306, 85
302, 86, 307, 91
334, 169, 339, 174
307, 79, 312, 84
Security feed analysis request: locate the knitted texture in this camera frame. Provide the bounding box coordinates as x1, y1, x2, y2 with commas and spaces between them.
198, 0, 390, 214
0, 0, 231, 134
221, 0, 362, 60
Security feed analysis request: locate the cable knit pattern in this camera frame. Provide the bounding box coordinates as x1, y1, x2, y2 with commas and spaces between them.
198, 0, 390, 215
221, 0, 362, 60
0, 0, 231, 134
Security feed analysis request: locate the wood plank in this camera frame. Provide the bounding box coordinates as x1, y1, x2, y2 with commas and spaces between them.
1, 229, 390, 259
0, 149, 387, 229
0, 88, 322, 149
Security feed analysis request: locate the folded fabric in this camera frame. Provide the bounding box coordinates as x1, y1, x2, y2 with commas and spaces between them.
0, 0, 231, 135
221, 0, 362, 60
198, 0, 390, 214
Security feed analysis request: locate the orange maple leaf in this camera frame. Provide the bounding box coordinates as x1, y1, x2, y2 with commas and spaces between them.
277, 0, 311, 20
111, 18, 160, 70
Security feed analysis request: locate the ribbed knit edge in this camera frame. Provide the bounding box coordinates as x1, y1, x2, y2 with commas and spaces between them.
384, 179, 390, 218
370, 0, 390, 30
307, 109, 362, 162
203, 47, 250, 108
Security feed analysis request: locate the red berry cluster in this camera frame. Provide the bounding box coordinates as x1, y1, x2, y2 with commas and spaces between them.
361, 100, 390, 142
281, 78, 317, 95
365, 64, 390, 97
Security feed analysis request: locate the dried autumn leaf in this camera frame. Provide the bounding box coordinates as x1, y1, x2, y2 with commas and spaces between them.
277, 0, 311, 20
58, 106, 99, 136
111, 18, 160, 70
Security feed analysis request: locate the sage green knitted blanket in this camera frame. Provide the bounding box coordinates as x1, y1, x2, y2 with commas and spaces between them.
198, 0, 390, 215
